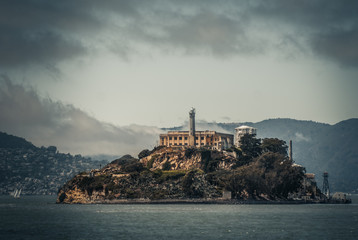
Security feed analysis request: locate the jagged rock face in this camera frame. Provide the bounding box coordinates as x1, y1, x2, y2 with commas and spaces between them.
57, 147, 306, 204
56, 147, 242, 203
56, 168, 222, 204
140, 147, 237, 171
57, 187, 88, 204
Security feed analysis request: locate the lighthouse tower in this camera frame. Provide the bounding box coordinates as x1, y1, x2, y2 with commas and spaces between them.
189, 108, 196, 147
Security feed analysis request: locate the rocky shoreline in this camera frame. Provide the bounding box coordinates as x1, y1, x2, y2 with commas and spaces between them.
57, 198, 350, 205
56, 146, 327, 204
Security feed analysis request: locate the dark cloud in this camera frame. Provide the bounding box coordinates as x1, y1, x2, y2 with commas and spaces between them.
313, 28, 358, 67
163, 12, 262, 56
0, 1, 97, 67
0, 28, 86, 67
0, 0, 357, 69
251, 0, 358, 67
0, 77, 160, 155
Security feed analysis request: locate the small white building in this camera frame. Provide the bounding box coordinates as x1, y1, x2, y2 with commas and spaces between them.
234, 126, 257, 147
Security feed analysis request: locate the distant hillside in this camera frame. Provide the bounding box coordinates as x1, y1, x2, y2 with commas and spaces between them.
0, 133, 108, 195
216, 118, 358, 193
0, 132, 35, 149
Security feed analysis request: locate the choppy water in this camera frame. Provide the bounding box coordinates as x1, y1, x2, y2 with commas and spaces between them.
0, 195, 357, 240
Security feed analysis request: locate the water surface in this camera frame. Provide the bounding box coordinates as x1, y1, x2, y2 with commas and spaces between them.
0, 195, 357, 239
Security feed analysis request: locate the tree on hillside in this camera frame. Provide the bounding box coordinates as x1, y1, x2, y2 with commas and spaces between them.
239, 134, 261, 162
261, 138, 288, 155
228, 152, 305, 199
138, 149, 151, 159
254, 152, 305, 198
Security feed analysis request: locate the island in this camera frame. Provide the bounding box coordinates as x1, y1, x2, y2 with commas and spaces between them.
56, 137, 323, 204
57, 108, 350, 204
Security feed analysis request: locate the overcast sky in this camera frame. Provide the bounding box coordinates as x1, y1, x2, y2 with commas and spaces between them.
1, 0, 357, 156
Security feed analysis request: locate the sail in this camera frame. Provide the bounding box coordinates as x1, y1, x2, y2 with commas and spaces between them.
13, 188, 22, 198
11, 189, 18, 197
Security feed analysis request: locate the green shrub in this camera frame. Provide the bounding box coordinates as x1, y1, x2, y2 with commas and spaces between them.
182, 169, 204, 198
149, 189, 168, 200
77, 177, 95, 191
162, 161, 172, 170
94, 183, 104, 191
138, 149, 151, 159
151, 145, 165, 153
185, 148, 196, 158
147, 158, 155, 169
152, 169, 163, 178
58, 192, 66, 202
157, 170, 187, 182
122, 161, 145, 173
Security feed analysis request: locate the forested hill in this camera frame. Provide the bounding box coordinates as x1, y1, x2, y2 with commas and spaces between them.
0, 132, 108, 195
0, 132, 35, 149
217, 118, 358, 193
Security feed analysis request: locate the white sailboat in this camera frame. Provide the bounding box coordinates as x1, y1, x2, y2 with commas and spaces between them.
10, 189, 17, 197
15, 189, 21, 198
12, 188, 22, 198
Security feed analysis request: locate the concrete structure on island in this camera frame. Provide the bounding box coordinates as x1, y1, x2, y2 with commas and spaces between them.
189, 108, 196, 147
160, 130, 234, 150
234, 125, 257, 147
159, 108, 234, 151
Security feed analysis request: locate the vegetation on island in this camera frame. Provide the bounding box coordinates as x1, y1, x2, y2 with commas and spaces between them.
57, 135, 307, 203
215, 118, 358, 193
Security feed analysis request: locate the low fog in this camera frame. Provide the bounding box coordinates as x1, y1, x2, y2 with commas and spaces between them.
0, 77, 236, 157
0, 77, 162, 156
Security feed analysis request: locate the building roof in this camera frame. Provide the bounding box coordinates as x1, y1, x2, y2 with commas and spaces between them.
235, 125, 256, 130
160, 130, 233, 137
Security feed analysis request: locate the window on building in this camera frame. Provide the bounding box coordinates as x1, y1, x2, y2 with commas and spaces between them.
169, 143, 172, 145
179, 137, 182, 140
185, 137, 188, 140
195, 137, 198, 140
174, 137, 177, 140
174, 143, 177, 145
185, 143, 187, 145
201, 137, 204, 140
179, 143, 182, 145
169, 137, 172, 140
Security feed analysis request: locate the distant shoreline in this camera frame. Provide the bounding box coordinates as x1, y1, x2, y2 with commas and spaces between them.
59, 198, 351, 205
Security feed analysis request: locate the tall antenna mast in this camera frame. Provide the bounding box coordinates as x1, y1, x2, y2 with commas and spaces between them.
322, 172, 330, 198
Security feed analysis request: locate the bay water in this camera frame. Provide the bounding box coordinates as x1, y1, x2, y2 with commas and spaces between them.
0, 195, 357, 239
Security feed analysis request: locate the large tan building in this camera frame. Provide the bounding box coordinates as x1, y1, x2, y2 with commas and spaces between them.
159, 108, 234, 150
159, 130, 234, 150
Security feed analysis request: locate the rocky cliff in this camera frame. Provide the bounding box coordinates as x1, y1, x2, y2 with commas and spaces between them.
57, 144, 307, 204
57, 148, 236, 203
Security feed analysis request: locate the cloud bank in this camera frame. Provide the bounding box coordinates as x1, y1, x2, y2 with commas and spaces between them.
0, 77, 161, 156
1, 0, 358, 69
